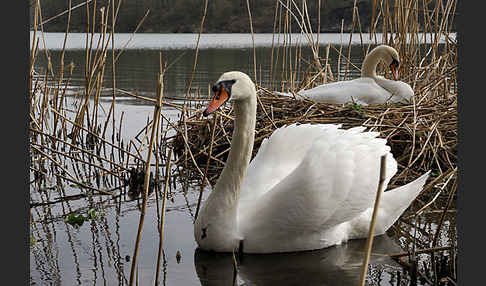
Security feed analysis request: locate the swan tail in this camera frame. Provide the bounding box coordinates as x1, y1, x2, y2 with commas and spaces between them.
375, 171, 431, 234
346, 171, 430, 239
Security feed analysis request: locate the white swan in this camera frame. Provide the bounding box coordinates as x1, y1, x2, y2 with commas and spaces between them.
195, 71, 429, 253
277, 45, 414, 105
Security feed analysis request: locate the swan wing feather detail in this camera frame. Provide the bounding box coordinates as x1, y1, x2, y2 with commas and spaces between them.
238, 125, 399, 252
240, 123, 342, 204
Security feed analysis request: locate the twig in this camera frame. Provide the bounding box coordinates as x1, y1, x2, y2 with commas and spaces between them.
359, 155, 387, 286
388, 246, 452, 258
154, 148, 172, 285
128, 67, 165, 286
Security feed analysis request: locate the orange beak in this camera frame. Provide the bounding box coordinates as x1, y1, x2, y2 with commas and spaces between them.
203, 86, 230, 117
390, 62, 399, 80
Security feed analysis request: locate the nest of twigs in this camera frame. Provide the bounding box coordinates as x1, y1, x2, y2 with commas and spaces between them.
171, 88, 457, 193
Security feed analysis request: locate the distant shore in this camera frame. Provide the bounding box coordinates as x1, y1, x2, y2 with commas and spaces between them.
30, 0, 378, 34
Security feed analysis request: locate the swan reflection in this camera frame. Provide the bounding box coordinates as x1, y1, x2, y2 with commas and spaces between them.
195, 235, 404, 286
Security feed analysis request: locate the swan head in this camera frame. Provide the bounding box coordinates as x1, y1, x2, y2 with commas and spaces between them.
203, 71, 255, 116
376, 45, 400, 80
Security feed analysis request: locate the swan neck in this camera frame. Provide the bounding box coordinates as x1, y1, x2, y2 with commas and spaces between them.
361, 49, 382, 78
231, 99, 256, 168
194, 90, 256, 251
218, 95, 257, 200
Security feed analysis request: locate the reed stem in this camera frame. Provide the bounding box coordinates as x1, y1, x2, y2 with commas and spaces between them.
359, 155, 387, 286
128, 68, 165, 286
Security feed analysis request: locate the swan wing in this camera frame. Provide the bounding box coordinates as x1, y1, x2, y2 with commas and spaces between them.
239, 123, 342, 205
239, 126, 398, 252
297, 78, 391, 105
372, 76, 415, 104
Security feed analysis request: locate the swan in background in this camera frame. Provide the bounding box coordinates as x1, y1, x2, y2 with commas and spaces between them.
276, 45, 414, 105
195, 71, 429, 253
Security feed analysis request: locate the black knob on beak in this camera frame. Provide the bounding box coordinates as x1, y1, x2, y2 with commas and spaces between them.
211, 84, 219, 93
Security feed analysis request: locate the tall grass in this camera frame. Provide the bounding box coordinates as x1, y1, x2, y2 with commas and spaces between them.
30, 0, 136, 197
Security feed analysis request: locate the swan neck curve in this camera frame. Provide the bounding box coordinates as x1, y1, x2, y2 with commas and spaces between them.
361, 48, 382, 78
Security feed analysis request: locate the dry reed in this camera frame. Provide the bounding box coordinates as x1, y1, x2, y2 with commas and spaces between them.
359, 155, 387, 286
29, 0, 159, 214
128, 63, 166, 286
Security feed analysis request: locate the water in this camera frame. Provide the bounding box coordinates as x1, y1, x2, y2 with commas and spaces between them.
30, 33, 455, 285
32, 34, 369, 100
30, 32, 455, 51
31, 32, 454, 99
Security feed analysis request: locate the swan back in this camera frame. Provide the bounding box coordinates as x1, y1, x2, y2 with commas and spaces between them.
239, 124, 342, 204
297, 78, 392, 106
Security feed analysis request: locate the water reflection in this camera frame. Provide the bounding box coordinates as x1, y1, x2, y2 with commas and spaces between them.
195, 235, 403, 286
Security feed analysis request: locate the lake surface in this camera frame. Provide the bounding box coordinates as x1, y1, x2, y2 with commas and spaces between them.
32, 33, 372, 100
31, 32, 454, 50
30, 33, 455, 285
31, 32, 453, 100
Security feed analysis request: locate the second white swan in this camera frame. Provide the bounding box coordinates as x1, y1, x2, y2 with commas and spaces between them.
195, 71, 429, 253
277, 45, 414, 105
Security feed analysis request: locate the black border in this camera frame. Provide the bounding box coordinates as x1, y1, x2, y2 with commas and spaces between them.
4, 0, 29, 284
456, 0, 481, 285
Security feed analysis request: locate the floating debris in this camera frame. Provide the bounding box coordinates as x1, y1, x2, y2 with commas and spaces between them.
125, 167, 158, 200
176, 250, 182, 264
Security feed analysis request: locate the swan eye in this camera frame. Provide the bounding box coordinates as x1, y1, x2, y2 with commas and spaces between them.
215, 87, 225, 100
